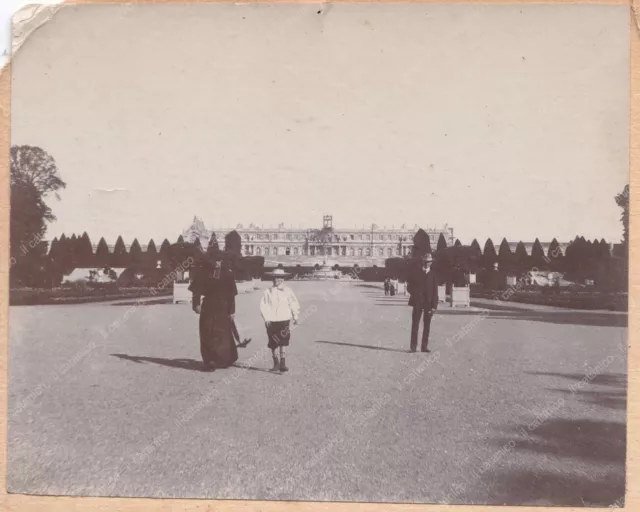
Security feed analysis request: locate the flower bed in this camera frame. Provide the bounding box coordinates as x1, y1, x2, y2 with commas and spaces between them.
10, 286, 172, 306
470, 288, 627, 311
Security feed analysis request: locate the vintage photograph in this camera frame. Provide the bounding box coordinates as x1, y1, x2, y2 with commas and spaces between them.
7, 2, 629, 506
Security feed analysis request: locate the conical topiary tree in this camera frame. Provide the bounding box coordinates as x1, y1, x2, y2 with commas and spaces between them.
177, 235, 185, 244
412, 228, 431, 259
112, 235, 129, 267
69, 234, 79, 268
599, 238, 611, 259
531, 238, 546, 268
146, 239, 158, 268
77, 232, 94, 266
207, 232, 220, 254
470, 239, 482, 258
129, 238, 143, 269
194, 237, 203, 252
48, 236, 60, 262
498, 238, 513, 272
159, 239, 171, 265
224, 230, 242, 257
454, 239, 462, 247
514, 241, 529, 274
437, 233, 448, 252
95, 237, 110, 266
547, 238, 561, 262
482, 238, 497, 270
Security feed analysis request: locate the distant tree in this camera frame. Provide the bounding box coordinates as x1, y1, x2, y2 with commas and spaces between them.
547, 238, 561, 262
48, 236, 60, 261
95, 237, 110, 266
412, 228, 431, 258
470, 239, 482, 258
454, 239, 462, 247
615, 185, 629, 248
436, 233, 448, 252
10, 146, 66, 286
482, 238, 497, 270
69, 234, 78, 268
77, 232, 94, 266
159, 239, 171, 264
498, 238, 513, 271
529, 238, 546, 268
207, 233, 220, 254
112, 235, 129, 267
193, 237, 203, 251
129, 238, 143, 269
177, 235, 185, 244
146, 239, 158, 267
224, 230, 242, 257
599, 238, 611, 260
514, 241, 529, 273
11, 145, 66, 198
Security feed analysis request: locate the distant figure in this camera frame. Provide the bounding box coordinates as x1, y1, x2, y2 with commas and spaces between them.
407, 253, 438, 353
403, 280, 408, 295
384, 277, 390, 296
189, 254, 238, 371
260, 268, 301, 373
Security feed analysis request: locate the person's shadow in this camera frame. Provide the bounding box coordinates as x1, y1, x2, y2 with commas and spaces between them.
111, 353, 279, 375
314, 340, 409, 353
111, 353, 205, 371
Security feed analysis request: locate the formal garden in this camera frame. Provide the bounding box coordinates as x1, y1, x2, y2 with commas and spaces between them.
9, 144, 629, 310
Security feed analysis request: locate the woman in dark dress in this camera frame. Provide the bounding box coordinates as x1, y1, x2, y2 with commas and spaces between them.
188, 255, 238, 371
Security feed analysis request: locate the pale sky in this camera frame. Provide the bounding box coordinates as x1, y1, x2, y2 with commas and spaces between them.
11, 3, 629, 246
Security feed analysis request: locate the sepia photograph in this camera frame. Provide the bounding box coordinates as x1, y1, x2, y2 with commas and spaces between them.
7, 2, 629, 506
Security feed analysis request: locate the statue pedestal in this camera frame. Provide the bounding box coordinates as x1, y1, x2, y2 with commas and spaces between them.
173, 282, 191, 304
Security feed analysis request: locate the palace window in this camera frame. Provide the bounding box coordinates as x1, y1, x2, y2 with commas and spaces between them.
341, 246, 346, 256
379, 247, 384, 256
387, 248, 393, 256
256, 247, 262, 255
293, 247, 299, 256
349, 247, 355, 256
286, 248, 291, 255
366, 235, 371, 241
358, 248, 363, 256
265, 247, 270, 256
350, 234, 355, 240
366, 248, 371, 256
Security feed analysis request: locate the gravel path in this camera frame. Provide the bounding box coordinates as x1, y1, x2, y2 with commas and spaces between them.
8, 281, 627, 505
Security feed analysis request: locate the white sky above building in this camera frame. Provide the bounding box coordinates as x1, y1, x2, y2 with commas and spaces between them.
10, 3, 629, 246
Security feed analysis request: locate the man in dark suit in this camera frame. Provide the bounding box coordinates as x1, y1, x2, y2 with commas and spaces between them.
407, 253, 438, 353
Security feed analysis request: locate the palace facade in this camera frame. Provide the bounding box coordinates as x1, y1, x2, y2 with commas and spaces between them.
181, 215, 456, 265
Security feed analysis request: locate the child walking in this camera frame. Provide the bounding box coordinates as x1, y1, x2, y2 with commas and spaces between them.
260, 268, 301, 373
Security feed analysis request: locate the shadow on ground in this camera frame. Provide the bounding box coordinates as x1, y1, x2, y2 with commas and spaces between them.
111, 353, 281, 375
529, 371, 627, 411
314, 339, 409, 353
372, 304, 627, 328
111, 354, 206, 371
482, 418, 626, 506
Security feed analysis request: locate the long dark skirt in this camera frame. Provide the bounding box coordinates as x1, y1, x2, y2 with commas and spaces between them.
199, 297, 238, 368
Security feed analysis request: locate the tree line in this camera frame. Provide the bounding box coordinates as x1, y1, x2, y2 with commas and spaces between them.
385, 229, 626, 290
